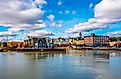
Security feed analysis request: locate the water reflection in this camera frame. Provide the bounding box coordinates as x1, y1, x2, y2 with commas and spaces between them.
24, 51, 66, 60
22, 50, 121, 62
0, 50, 121, 79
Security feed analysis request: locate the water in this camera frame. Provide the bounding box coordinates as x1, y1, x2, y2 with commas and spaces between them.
0, 50, 121, 79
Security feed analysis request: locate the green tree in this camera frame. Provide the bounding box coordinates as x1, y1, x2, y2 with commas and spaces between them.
109, 37, 118, 42
117, 37, 121, 41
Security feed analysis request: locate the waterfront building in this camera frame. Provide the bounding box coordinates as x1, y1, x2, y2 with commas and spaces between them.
24, 36, 54, 49
36, 37, 54, 48
68, 32, 84, 47
69, 37, 84, 46
0, 41, 25, 48
24, 36, 40, 48
53, 37, 69, 47
24, 40, 29, 47
84, 33, 109, 47
69, 38, 76, 45
109, 41, 121, 48
0, 42, 7, 48
75, 39, 84, 46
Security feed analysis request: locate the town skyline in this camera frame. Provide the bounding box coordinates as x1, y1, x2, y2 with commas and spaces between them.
0, 0, 121, 41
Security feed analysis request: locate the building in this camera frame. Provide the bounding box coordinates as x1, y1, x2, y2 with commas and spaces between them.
0, 42, 7, 48
75, 39, 84, 46
69, 38, 76, 45
68, 32, 84, 47
36, 37, 54, 48
24, 36, 54, 49
0, 41, 25, 48
24, 37, 38, 48
84, 36, 94, 46
69, 37, 84, 46
84, 34, 109, 47
53, 37, 69, 47
109, 41, 121, 48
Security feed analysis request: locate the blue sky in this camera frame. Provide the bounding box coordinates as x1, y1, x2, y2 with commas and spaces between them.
0, 0, 121, 41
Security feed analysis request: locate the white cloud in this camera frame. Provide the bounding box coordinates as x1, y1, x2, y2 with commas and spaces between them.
47, 14, 63, 27
94, 0, 121, 19
3, 22, 46, 32
50, 20, 63, 27
65, 10, 70, 14
59, 11, 63, 14
0, 0, 47, 30
50, 22, 63, 27
47, 14, 55, 21
34, 0, 47, 5
60, 10, 75, 15
0, 31, 17, 37
28, 30, 54, 37
65, 19, 108, 33
66, 0, 121, 34
34, 23, 46, 29
89, 3, 93, 10
107, 31, 121, 36
8, 28, 24, 32
72, 33, 80, 37
58, 1, 62, 6
72, 10, 76, 15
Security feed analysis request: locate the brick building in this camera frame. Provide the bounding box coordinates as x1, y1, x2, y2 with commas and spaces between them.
84, 34, 109, 47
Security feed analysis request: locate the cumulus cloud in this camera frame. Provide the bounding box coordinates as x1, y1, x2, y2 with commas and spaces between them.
89, 3, 93, 10
35, 0, 47, 5
66, 0, 121, 34
47, 14, 55, 21
59, 11, 63, 14
65, 18, 108, 33
58, 1, 62, 6
4, 22, 46, 32
94, 0, 121, 19
72, 10, 76, 15
107, 31, 121, 36
65, 10, 70, 14
50, 22, 62, 27
8, 28, 24, 32
28, 30, 54, 37
0, 0, 47, 30
59, 10, 75, 15
47, 14, 63, 27
50, 20, 63, 27
0, 0, 47, 41
0, 31, 18, 37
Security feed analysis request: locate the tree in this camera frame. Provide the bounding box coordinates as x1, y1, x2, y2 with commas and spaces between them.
109, 37, 118, 42
117, 37, 121, 41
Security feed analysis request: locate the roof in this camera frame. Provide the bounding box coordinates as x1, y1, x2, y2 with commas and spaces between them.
84, 35, 109, 38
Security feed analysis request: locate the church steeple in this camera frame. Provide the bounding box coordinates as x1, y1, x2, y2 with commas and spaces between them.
79, 32, 82, 38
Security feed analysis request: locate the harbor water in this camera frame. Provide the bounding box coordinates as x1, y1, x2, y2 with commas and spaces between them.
0, 50, 121, 79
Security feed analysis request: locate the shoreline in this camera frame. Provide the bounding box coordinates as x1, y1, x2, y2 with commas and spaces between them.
0, 48, 66, 52
0, 47, 121, 52
73, 47, 121, 51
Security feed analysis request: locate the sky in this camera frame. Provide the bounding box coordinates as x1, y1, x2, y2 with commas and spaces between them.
0, 0, 121, 41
